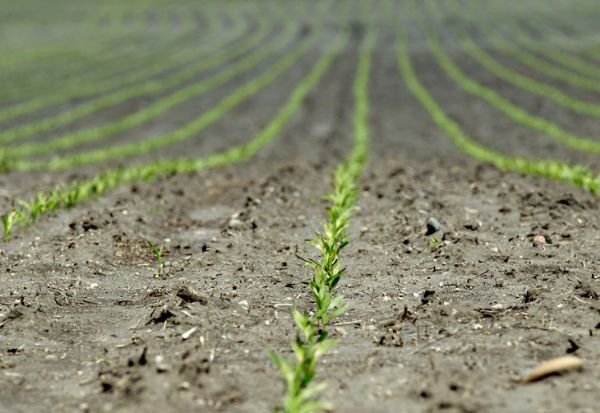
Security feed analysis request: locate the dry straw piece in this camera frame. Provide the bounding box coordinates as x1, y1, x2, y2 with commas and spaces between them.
515, 355, 583, 383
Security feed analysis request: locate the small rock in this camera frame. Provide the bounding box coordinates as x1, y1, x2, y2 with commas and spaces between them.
425, 217, 442, 235
155, 355, 170, 373
228, 211, 244, 228
532, 235, 547, 245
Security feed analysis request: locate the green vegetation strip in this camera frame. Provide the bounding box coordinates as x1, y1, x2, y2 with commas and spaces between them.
0, 3, 164, 74
1, 29, 348, 239
426, 30, 600, 154
396, 18, 599, 196
508, 24, 600, 80
448, 0, 600, 91
486, 30, 600, 92
269, 29, 375, 413
526, 19, 600, 61
0, 4, 224, 104
12, 25, 320, 171
431, 0, 600, 117
0, 7, 258, 132
455, 29, 600, 117
0, 21, 295, 160
0, 4, 235, 111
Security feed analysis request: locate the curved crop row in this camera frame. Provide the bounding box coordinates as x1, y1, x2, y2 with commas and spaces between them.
0, 26, 349, 239
269, 27, 375, 413
454, 28, 600, 117
525, 18, 600, 62
0, 2, 220, 102
0, 1, 151, 70
0, 5, 220, 102
1, 18, 298, 161
485, 33, 600, 93
0, 11, 272, 148
397, 1, 599, 196
500, 3, 600, 62
452, 0, 600, 93
0, 5, 250, 122
420, 2, 600, 154
506, 22, 600, 79
12, 23, 322, 171
431, 0, 600, 117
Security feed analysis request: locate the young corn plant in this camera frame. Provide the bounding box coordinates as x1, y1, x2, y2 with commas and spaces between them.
268, 187, 353, 413
146, 240, 164, 266
269, 27, 376, 413
2, 210, 26, 239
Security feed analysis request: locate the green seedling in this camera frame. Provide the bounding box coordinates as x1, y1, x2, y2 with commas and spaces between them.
146, 240, 164, 265
18, 192, 50, 222
268, 310, 336, 413
2, 211, 25, 238
0, 155, 15, 173
269, 26, 375, 413
146, 206, 161, 215
428, 237, 441, 249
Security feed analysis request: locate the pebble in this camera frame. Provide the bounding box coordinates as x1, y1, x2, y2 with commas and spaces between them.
425, 217, 443, 235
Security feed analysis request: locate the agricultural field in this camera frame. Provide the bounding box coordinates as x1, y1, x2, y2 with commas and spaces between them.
0, 0, 599, 411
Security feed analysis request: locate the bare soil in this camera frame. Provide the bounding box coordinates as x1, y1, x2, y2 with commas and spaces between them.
0, 3, 599, 413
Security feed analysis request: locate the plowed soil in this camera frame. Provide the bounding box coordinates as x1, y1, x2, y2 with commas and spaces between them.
0, 1, 599, 413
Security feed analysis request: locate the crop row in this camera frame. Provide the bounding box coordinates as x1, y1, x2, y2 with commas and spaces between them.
426, 0, 600, 104
88, 0, 202, 32
1, 12, 348, 239
456, 0, 600, 92
0, 3, 224, 102
8, 19, 319, 172
530, 21, 600, 61
455, 30, 600, 117
446, 0, 600, 91
425, 32, 600, 154
422, 0, 600, 154
0, 21, 283, 161
514, 5, 600, 62
464, 0, 600, 62
435, 1, 600, 116
398, 0, 599, 195
0, 4, 251, 118
0, 12, 273, 151
269, 24, 375, 412
505, 22, 600, 79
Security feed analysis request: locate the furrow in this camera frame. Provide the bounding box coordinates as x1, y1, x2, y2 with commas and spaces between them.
0, 5, 255, 127
1, 18, 297, 160
398, 0, 600, 195
0, 23, 348, 239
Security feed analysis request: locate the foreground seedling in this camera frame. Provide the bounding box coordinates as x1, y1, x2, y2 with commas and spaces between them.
269, 27, 376, 413
146, 240, 165, 275
2, 211, 25, 239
